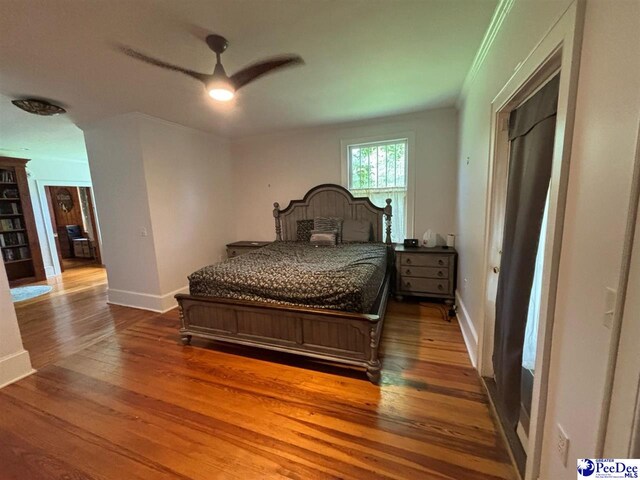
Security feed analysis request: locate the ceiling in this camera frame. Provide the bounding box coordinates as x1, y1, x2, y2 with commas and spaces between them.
0, 0, 497, 161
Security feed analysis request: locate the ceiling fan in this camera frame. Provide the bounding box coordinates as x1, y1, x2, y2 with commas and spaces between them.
120, 34, 303, 102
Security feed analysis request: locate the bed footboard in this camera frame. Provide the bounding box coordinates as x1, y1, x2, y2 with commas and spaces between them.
176, 276, 389, 383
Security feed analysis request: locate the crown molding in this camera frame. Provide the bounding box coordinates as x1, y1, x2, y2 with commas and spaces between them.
457, 0, 515, 107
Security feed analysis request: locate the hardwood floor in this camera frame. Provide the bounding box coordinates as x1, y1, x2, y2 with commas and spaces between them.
13, 266, 157, 369
1, 267, 515, 479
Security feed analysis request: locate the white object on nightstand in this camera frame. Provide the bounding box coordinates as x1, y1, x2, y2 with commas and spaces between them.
422, 229, 437, 247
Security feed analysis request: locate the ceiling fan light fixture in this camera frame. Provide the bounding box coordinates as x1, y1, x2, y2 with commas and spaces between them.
119, 33, 303, 105
208, 86, 235, 102
206, 75, 235, 102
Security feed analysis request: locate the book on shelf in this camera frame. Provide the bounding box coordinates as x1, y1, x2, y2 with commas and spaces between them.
0, 232, 26, 247
0, 218, 22, 230
3, 248, 15, 262
18, 246, 30, 259
0, 169, 16, 183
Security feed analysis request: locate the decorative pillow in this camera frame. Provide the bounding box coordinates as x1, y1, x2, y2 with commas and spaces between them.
342, 219, 372, 242
310, 230, 337, 246
314, 216, 343, 242
296, 219, 315, 242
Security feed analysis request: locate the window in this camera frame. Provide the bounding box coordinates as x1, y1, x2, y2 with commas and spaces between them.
343, 137, 411, 242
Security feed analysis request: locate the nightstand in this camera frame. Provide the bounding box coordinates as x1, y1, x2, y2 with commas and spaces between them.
393, 245, 457, 311
226, 241, 271, 258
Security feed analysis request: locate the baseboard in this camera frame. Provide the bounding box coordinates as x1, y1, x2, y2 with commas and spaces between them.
455, 290, 479, 369
0, 350, 35, 389
107, 286, 188, 313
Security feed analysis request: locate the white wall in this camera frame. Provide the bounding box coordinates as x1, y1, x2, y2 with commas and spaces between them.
231, 109, 458, 242
456, 0, 640, 478
604, 183, 640, 455
83, 113, 233, 312
138, 115, 234, 296
540, 1, 639, 476
26, 158, 92, 277
0, 260, 34, 388
456, 0, 571, 340
84, 114, 162, 309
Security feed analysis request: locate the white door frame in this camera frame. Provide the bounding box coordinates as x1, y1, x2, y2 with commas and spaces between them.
476, 2, 584, 479
35, 180, 102, 277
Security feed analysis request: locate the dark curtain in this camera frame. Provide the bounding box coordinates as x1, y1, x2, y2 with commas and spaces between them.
493, 75, 560, 428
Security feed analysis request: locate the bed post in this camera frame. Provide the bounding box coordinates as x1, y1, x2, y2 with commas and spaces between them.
273, 202, 282, 241
384, 198, 392, 245
367, 323, 382, 384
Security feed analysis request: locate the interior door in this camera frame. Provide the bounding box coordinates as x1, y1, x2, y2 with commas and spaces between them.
482, 112, 511, 378
45, 186, 64, 273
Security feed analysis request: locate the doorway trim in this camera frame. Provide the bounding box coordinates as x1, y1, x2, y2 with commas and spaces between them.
35, 180, 102, 277
477, 1, 584, 478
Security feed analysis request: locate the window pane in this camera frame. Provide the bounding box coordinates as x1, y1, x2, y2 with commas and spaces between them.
347, 138, 408, 242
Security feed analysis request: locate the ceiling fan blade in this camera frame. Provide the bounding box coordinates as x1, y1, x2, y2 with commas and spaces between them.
119, 46, 210, 84
230, 55, 304, 90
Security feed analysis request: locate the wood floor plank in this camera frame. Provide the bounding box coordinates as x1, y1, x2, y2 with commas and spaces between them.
0, 266, 516, 479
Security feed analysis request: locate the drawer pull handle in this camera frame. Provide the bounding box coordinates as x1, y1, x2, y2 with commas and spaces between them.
406, 281, 411, 287
406, 258, 412, 264
406, 269, 411, 275
438, 259, 444, 266
438, 271, 443, 277
438, 284, 444, 290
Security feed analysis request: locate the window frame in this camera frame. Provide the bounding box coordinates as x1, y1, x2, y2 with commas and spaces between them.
340, 132, 415, 239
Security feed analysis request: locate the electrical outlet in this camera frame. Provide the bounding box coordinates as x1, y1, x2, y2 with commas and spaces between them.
557, 425, 569, 466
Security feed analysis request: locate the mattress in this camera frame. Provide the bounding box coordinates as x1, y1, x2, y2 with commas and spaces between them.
188, 241, 388, 313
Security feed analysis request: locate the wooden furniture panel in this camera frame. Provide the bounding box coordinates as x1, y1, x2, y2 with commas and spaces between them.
398, 276, 453, 295
394, 245, 457, 308
73, 239, 93, 258
48, 186, 83, 227
273, 183, 392, 244
178, 288, 386, 369
399, 265, 449, 279
398, 253, 450, 268
177, 184, 393, 382
226, 241, 271, 258
0, 156, 45, 284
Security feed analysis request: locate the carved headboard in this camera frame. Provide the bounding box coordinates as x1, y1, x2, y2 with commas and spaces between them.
273, 184, 392, 244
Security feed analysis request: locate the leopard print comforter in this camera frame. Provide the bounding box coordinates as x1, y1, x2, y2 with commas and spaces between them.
188, 241, 388, 313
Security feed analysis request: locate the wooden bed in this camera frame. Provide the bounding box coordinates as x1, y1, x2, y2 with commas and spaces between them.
175, 184, 392, 382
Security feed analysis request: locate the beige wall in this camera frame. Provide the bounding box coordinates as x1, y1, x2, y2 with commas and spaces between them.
0, 260, 33, 388
456, 0, 640, 477
231, 109, 458, 243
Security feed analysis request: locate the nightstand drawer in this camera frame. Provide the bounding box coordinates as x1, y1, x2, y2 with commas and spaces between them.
399, 253, 449, 268
399, 266, 448, 279
400, 277, 450, 294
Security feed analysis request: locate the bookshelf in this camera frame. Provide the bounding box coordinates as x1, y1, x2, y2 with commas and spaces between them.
0, 157, 45, 284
